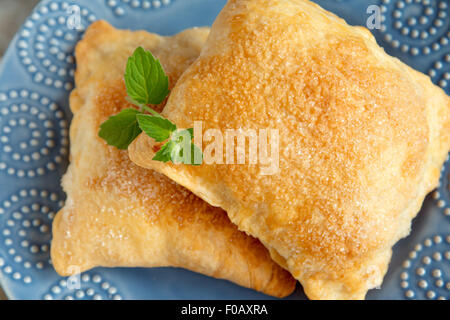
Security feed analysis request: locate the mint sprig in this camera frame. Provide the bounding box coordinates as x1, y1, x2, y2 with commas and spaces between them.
136, 114, 176, 142
99, 108, 141, 150
98, 47, 202, 165
124, 46, 169, 105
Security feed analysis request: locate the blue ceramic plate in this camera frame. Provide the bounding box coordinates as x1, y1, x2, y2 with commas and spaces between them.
0, 0, 448, 300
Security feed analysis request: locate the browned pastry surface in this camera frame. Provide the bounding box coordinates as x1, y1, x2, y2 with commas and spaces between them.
51, 20, 296, 298
129, 0, 450, 299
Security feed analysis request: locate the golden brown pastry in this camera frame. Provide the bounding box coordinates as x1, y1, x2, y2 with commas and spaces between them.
129, 0, 450, 299
50, 20, 296, 298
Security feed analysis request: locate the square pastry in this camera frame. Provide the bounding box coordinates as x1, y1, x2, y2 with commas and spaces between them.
50, 20, 296, 298
129, 0, 450, 299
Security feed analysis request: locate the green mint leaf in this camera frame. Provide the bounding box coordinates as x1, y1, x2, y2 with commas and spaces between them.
137, 114, 177, 142
124, 47, 169, 105
98, 47, 203, 166
186, 128, 194, 138
152, 140, 175, 162
125, 96, 162, 117
141, 105, 162, 117
169, 142, 202, 165
98, 108, 142, 150
169, 129, 203, 165
189, 144, 203, 166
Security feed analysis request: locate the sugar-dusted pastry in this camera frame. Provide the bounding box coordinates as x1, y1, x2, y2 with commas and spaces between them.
129, 0, 450, 299
50, 20, 296, 298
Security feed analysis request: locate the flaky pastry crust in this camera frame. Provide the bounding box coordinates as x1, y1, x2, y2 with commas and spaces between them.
129, 0, 450, 299
50, 20, 296, 298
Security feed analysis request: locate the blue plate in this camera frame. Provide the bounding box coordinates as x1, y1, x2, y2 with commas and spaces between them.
0, 0, 448, 300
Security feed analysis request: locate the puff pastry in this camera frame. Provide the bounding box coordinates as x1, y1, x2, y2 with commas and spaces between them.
50, 20, 296, 298
129, 0, 450, 299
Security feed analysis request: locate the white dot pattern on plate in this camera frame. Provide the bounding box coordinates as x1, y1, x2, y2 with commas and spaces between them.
16, 1, 97, 90
433, 153, 450, 217
380, 0, 449, 57
42, 273, 122, 300
0, 189, 63, 284
400, 234, 450, 300
427, 54, 450, 93
106, 0, 173, 16
0, 89, 68, 178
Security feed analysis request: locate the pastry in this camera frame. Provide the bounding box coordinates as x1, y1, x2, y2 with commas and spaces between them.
50, 20, 296, 298
129, 0, 450, 299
